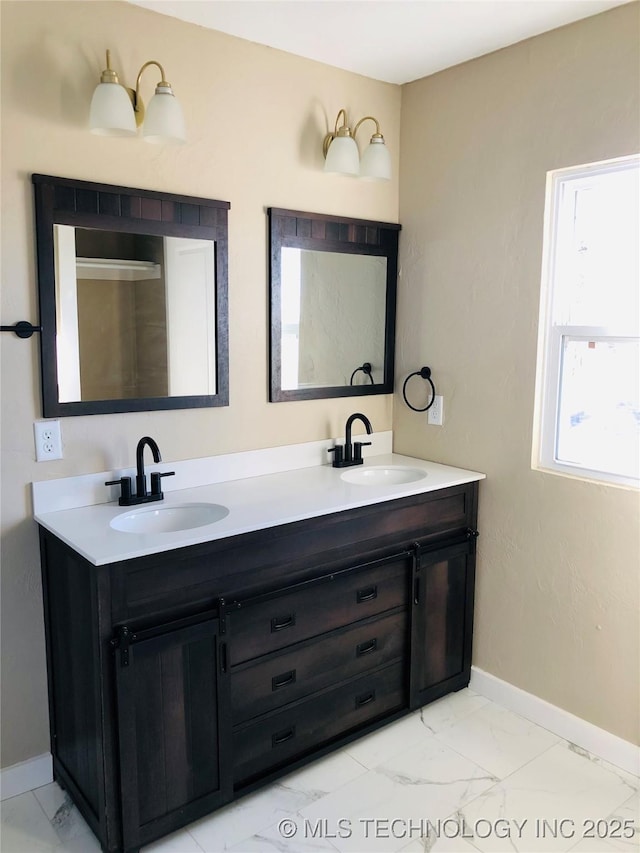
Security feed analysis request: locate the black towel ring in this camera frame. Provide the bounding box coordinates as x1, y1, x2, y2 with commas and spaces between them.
350, 362, 374, 386
402, 366, 436, 412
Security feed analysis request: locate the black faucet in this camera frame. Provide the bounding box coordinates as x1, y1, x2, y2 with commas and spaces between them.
328, 413, 373, 468
105, 436, 175, 507
136, 436, 160, 498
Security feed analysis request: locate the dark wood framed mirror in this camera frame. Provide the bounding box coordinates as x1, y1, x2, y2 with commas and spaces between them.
268, 208, 400, 402
32, 174, 229, 417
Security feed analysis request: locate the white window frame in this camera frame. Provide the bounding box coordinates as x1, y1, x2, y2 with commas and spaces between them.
533, 154, 639, 489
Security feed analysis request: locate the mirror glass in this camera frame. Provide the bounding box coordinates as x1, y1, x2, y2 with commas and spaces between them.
54, 226, 216, 402
280, 248, 387, 390
33, 175, 229, 417
269, 208, 400, 402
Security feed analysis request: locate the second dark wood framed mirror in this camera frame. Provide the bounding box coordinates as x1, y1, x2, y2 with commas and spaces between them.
33, 174, 230, 417
269, 208, 400, 402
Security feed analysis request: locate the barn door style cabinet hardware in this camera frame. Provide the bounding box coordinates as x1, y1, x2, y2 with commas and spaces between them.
0, 321, 42, 338
39, 481, 479, 853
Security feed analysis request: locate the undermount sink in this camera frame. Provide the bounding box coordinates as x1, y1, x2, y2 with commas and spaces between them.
110, 502, 229, 534
340, 465, 428, 486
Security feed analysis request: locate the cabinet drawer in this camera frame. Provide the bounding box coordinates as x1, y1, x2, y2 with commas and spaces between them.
233, 661, 405, 785
229, 556, 410, 666
231, 610, 407, 724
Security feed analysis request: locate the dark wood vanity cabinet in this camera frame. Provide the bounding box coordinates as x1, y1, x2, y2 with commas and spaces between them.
39, 481, 479, 853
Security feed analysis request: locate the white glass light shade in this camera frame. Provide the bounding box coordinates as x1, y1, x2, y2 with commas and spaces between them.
359, 139, 392, 181
143, 85, 186, 144
89, 82, 136, 137
324, 134, 359, 176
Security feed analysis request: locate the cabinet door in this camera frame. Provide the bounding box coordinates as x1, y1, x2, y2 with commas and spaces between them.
113, 617, 231, 852
409, 538, 476, 710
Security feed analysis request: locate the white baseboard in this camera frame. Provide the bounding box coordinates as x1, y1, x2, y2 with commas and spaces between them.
470, 666, 639, 777
0, 753, 52, 801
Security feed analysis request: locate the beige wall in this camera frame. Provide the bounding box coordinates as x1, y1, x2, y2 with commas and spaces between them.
395, 3, 640, 744
0, 0, 400, 767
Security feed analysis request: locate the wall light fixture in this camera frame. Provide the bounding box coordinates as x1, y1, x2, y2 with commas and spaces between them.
322, 109, 391, 181
89, 50, 186, 144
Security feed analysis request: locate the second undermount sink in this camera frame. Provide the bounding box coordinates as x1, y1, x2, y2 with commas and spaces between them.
110, 502, 229, 534
340, 465, 428, 486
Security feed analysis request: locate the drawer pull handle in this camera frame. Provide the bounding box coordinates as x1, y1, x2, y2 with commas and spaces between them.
355, 690, 376, 708
272, 669, 296, 691
272, 726, 296, 747
271, 614, 296, 633
356, 638, 378, 657
357, 585, 377, 603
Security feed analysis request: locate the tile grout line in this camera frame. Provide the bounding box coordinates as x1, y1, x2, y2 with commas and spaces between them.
184, 827, 208, 853
421, 732, 563, 821
428, 697, 565, 781
30, 788, 65, 844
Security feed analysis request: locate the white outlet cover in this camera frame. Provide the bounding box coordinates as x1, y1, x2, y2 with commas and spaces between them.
34, 420, 63, 461
428, 395, 444, 426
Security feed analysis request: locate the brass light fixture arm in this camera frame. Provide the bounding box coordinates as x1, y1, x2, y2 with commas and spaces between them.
100, 49, 120, 84
353, 115, 384, 141
323, 108, 354, 158
130, 59, 171, 125
135, 60, 169, 96
333, 108, 349, 134
323, 109, 384, 159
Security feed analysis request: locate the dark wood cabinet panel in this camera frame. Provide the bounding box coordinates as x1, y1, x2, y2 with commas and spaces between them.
409, 538, 477, 709
39, 533, 110, 842
114, 618, 231, 851
39, 481, 479, 853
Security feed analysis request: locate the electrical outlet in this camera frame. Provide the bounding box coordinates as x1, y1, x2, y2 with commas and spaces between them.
34, 419, 63, 461
427, 395, 444, 426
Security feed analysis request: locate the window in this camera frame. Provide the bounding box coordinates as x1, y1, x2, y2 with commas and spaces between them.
534, 155, 639, 487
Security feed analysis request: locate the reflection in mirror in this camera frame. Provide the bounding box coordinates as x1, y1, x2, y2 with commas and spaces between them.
33, 174, 229, 417
280, 248, 386, 390
54, 226, 216, 402
269, 208, 400, 402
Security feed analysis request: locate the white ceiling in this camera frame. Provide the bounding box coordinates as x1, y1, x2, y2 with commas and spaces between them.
128, 0, 629, 84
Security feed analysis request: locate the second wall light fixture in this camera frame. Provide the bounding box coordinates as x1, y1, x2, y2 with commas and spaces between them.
89, 50, 186, 144
323, 109, 391, 181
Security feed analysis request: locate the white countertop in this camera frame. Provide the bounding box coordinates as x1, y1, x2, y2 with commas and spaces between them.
34, 452, 484, 566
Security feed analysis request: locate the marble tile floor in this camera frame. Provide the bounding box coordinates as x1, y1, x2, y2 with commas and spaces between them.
1, 690, 638, 853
